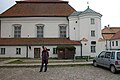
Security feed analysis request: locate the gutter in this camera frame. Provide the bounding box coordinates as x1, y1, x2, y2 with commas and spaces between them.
67, 17, 70, 39
0, 20, 1, 38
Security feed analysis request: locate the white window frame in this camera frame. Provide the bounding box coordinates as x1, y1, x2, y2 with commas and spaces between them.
91, 45, 96, 53
91, 30, 95, 37
16, 48, 21, 55
0, 48, 5, 55
91, 18, 95, 24
116, 41, 118, 46
59, 24, 67, 38
36, 24, 44, 38
13, 24, 21, 38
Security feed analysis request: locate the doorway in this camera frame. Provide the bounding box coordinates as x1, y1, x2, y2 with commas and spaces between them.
34, 48, 41, 58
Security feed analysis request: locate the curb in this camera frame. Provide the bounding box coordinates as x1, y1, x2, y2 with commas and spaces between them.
0, 62, 93, 68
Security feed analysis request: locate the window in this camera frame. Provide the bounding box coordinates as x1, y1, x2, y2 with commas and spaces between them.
36, 24, 44, 38
91, 46, 96, 53
0, 48, 5, 55
112, 41, 114, 46
105, 52, 111, 58
13, 24, 21, 38
111, 52, 115, 59
59, 24, 67, 38
91, 30, 95, 37
98, 51, 105, 58
117, 52, 120, 60
91, 18, 95, 24
16, 48, 21, 55
116, 41, 118, 46
53, 48, 57, 54
91, 41, 96, 44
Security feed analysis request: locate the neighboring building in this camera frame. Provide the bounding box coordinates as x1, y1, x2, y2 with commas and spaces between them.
102, 26, 120, 50
0, 0, 103, 58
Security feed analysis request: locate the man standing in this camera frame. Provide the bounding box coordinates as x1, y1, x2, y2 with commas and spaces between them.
40, 47, 49, 72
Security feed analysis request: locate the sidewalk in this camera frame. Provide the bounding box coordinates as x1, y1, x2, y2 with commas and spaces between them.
0, 59, 93, 68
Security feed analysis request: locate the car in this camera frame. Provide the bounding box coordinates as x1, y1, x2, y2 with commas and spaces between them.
93, 50, 120, 73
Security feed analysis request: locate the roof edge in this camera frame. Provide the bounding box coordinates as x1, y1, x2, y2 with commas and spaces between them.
16, 0, 68, 3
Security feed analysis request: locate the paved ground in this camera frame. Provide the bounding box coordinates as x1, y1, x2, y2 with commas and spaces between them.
0, 66, 120, 80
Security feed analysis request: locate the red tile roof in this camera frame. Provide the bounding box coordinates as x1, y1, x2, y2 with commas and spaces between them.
0, 38, 80, 46
102, 27, 120, 39
0, 0, 75, 17
111, 30, 120, 40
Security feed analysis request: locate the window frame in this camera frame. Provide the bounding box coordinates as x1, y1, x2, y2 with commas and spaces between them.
59, 24, 67, 38
53, 48, 57, 54
0, 48, 5, 55
16, 48, 21, 55
36, 24, 44, 38
13, 24, 21, 38
91, 45, 96, 53
116, 41, 118, 46
91, 30, 95, 37
91, 18, 95, 24
112, 41, 114, 46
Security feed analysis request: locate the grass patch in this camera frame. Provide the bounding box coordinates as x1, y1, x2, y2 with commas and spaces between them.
7, 60, 24, 64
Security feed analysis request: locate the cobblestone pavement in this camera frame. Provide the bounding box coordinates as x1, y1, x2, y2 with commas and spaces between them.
0, 66, 120, 80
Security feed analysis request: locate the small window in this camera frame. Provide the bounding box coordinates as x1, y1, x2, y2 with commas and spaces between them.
112, 41, 114, 46
53, 48, 57, 54
16, 48, 21, 55
91, 46, 96, 53
91, 18, 95, 24
116, 41, 118, 46
0, 48, 5, 55
91, 30, 95, 37
91, 41, 96, 44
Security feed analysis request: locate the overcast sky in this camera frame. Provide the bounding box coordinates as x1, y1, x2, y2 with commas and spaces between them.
0, 0, 120, 29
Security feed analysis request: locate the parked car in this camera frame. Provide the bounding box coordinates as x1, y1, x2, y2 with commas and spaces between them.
93, 50, 120, 73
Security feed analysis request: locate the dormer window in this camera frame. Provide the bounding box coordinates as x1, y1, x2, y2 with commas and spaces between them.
91, 18, 95, 24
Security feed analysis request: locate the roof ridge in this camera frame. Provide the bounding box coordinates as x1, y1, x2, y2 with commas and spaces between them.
17, 0, 68, 3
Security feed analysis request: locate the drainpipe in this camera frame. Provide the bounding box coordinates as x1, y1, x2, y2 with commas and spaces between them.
109, 40, 111, 50
0, 20, 1, 38
106, 39, 108, 50
26, 46, 28, 58
67, 17, 70, 39
80, 43, 82, 58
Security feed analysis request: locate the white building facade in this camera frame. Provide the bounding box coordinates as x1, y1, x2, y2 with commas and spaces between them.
0, 0, 104, 58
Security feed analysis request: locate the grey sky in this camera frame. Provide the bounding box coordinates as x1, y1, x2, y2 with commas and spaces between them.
0, 0, 120, 28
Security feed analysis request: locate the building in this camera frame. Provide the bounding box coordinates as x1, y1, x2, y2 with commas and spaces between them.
102, 26, 120, 50
0, 0, 103, 58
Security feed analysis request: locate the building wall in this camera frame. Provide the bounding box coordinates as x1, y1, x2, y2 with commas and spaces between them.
0, 45, 80, 58
0, 46, 26, 58
79, 15, 102, 40
69, 17, 79, 40
1, 17, 68, 38
109, 39, 120, 50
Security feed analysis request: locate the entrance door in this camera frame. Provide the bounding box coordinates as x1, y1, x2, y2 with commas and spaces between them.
34, 48, 41, 58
